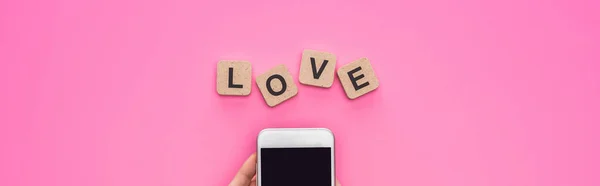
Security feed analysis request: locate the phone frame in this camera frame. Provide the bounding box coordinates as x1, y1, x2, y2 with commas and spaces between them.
256, 128, 335, 186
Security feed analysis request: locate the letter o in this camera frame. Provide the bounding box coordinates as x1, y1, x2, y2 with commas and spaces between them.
266, 74, 287, 96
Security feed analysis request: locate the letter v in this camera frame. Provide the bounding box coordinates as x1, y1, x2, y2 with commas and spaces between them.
310, 57, 329, 79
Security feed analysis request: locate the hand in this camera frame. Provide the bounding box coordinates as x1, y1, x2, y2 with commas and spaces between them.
229, 153, 341, 186
229, 153, 257, 186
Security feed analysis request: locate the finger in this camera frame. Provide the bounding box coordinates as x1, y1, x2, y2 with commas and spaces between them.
250, 175, 257, 186
229, 153, 257, 186
336, 178, 341, 186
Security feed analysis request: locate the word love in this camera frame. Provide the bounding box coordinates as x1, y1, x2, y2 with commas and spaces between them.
216, 50, 380, 107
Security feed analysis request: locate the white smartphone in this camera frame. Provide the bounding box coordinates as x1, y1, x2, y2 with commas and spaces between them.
257, 128, 335, 186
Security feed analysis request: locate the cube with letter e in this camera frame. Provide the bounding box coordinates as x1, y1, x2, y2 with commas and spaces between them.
337, 58, 380, 99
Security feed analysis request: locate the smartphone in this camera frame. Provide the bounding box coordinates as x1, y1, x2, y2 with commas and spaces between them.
257, 128, 335, 186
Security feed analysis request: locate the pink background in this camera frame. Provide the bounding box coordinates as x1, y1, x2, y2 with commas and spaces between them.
1, 0, 599, 185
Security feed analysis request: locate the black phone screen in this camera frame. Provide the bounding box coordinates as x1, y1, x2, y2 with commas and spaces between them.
260, 147, 332, 186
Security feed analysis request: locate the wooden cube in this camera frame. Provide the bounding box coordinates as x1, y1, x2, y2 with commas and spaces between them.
337, 58, 379, 99
256, 64, 298, 107
298, 49, 337, 88
216, 60, 252, 96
